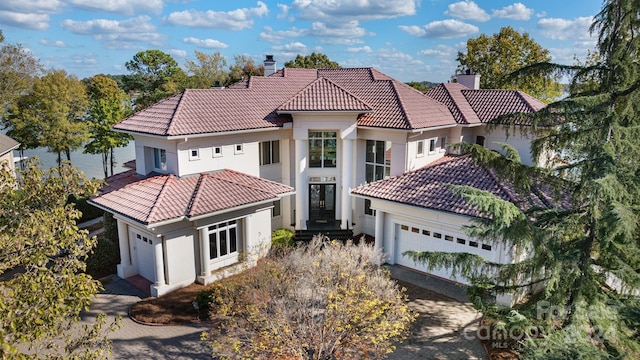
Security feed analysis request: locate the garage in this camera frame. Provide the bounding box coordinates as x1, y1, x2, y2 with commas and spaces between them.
132, 230, 156, 283
393, 220, 495, 285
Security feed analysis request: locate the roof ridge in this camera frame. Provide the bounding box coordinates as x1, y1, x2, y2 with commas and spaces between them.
514, 90, 536, 112
388, 81, 413, 129
185, 173, 206, 217
146, 174, 176, 223
484, 165, 522, 207
165, 91, 187, 136
445, 84, 473, 124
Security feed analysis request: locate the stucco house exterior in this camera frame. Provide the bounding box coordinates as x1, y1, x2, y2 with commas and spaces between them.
0, 133, 20, 176
89, 57, 548, 299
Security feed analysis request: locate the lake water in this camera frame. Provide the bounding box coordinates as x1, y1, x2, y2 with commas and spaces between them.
14, 142, 136, 180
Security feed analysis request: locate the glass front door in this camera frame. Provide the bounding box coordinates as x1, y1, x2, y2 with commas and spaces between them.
309, 184, 336, 221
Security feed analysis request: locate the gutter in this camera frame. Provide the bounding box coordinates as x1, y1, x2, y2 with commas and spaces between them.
113, 126, 285, 140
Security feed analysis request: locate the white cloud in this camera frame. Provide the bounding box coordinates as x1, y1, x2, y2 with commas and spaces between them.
272, 41, 308, 53
418, 44, 459, 58
276, 3, 290, 19
0, 0, 65, 30
538, 16, 593, 41
40, 39, 67, 47
61, 15, 166, 49
65, 0, 166, 16
292, 0, 417, 21
446, 1, 490, 22
492, 3, 533, 21
346, 46, 372, 53
183, 37, 229, 49
259, 26, 306, 43
168, 49, 187, 58
399, 19, 478, 39
0, 11, 50, 30
320, 38, 365, 46
164, 1, 268, 30
309, 21, 366, 38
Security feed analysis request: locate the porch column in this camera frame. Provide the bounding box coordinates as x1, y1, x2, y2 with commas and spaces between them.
340, 138, 354, 230
280, 138, 293, 228
294, 138, 307, 230
374, 210, 385, 253
117, 220, 131, 266
200, 227, 210, 277
153, 237, 166, 286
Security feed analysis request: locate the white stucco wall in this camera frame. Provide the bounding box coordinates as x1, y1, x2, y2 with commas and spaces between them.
475, 126, 538, 166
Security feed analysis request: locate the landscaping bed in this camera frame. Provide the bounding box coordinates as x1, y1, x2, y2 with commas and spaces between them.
129, 283, 208, 325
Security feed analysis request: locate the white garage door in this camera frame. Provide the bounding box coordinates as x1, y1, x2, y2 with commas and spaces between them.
394, 222, 495, 285
132, 230, 155, 283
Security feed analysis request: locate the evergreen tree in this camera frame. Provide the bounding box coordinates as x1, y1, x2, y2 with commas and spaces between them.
407, 0, 640, 357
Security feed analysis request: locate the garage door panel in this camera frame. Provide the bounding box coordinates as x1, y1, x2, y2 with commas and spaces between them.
132, 230, 155, 283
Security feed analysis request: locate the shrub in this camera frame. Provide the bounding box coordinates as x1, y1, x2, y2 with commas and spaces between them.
270, 228, 294, 254
85, 234, 120, 279
68, 194, 104, 222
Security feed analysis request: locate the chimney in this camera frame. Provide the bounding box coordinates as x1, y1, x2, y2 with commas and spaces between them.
456, 69, 481, 89
263, 55, 276, 77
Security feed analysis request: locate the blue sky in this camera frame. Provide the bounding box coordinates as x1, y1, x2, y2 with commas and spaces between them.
0, 0, 602, 83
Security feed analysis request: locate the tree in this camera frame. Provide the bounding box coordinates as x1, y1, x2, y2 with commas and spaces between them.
228, 54, 263, 84
0, 30, 41, 120
124, 50, 187, 109
185, 50, 228, 88
408, 1, 640, 357
84, 75, 133, 179
284, 52, 341, 69
7, 69, 89, 165
0, 159, 119, 358
456, 26, 562, 103
202, 237, 415, 359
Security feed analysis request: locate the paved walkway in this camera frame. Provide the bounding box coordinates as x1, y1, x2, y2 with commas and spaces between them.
86, 269, 487, 359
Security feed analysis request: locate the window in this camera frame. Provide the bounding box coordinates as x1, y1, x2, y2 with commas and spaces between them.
482, 243, 492, 251
260, 140, 280, 165
440, 137, 447, 152
234, 144, 244, 154
365, 140, 392, 183
476, 136, 485, 147
434, 232, 442, 239
469, 241, 478, 248
213, 146, 222, 157
309, 131, 337, 168
401, 225, 409, 231
422, 230, 430, 236
189, 149, 200, 161
428, 138, 437, 153
208, 220, 238, 260
272, 200, 281, 217
364, 199, 375, 216
416, 140, 424, 156
153, 148, 167, 171
412, 227, 419, 233
455, 237, 465, 244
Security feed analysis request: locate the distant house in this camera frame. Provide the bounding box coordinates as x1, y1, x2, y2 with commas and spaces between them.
0, 133, 20, 176
89, 57, 547, 301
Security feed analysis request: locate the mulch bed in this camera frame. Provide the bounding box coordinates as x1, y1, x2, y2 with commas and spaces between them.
129, 283, 208, 325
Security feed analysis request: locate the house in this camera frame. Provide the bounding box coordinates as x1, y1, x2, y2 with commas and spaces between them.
89, 57, 547, 298
0, 133, 20, 176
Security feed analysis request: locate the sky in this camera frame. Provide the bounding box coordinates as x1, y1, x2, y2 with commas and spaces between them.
0, 0, 603, 83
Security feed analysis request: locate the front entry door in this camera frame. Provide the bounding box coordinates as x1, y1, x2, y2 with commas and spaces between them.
309, 184, 336, 221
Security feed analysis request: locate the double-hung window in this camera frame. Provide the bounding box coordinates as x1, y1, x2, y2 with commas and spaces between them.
309, 131, 337, 168
364, 140, 391, 215
259, 140, 280, 165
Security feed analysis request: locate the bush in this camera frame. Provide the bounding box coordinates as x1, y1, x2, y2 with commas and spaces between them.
68, 194, 104, 222
85, 234, 120, 279
270, 228, 294, 253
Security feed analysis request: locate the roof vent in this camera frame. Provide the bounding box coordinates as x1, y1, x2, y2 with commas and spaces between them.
456, 70, 481, 90
264, 55, 276, 77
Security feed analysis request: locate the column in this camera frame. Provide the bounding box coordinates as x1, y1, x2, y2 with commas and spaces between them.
153, 238, 166, 286
340, 139, 354, 230
374, 210, 385, 253
200, 228, 210, 277
244, 215, 254, 260
117, 220, 131, 266
448, 126, 463, 154
294, 138, 307, 230
280, 138, 293, 228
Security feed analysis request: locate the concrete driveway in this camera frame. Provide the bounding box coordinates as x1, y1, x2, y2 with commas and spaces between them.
85, 268, 486, 359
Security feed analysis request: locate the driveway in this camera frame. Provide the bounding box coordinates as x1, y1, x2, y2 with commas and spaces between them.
85, 268, 486, 359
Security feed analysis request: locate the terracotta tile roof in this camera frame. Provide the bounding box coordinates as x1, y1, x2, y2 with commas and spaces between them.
0, 133, 20, 156
425, 83, 546, 125
115, 67, 458, 136
90, 169, 293, 225
278, 77, 373, 112
351, 154, 552, 219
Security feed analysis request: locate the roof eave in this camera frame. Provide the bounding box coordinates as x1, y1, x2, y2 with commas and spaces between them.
277, 110, 373, 115
187, 196, 283, 222
113, 125, 286, 140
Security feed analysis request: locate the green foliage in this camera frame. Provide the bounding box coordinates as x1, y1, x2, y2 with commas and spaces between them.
84, 75, 133, 178
85, 234, 120, 280
456, 26, 563, 103
0, 31, 41, 120
102, 211, 118, 244
405, 81, 436, 92
185, 50, 229, 88
68, 194, 105, 222
202, 237, 415, 359
284, 52, 341, 69
228, 54, 263, 84
270, 228, 294, 253
0, 158, 119, 358
6, 69, 89, 164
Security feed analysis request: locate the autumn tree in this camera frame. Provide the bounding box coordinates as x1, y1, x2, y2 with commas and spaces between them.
202, 237, 415, 359
7, 69, 89, 165
84, 75, 132, 179
228, 54, 263, 84
124, 50, 187, 109
284, 52, 341, 69
456, 26, 562, 103
185, 50, 228, 88
0, 30, 41, 121
408, 1, 640, 357
0, 159, 118, 358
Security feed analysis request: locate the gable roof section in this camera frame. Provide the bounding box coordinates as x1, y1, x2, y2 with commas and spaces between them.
90, 169, 294, 225
425, 83, 546, 125
0, 133, 20, 156
277, 77, 373, 112
351, 154, 551, 219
